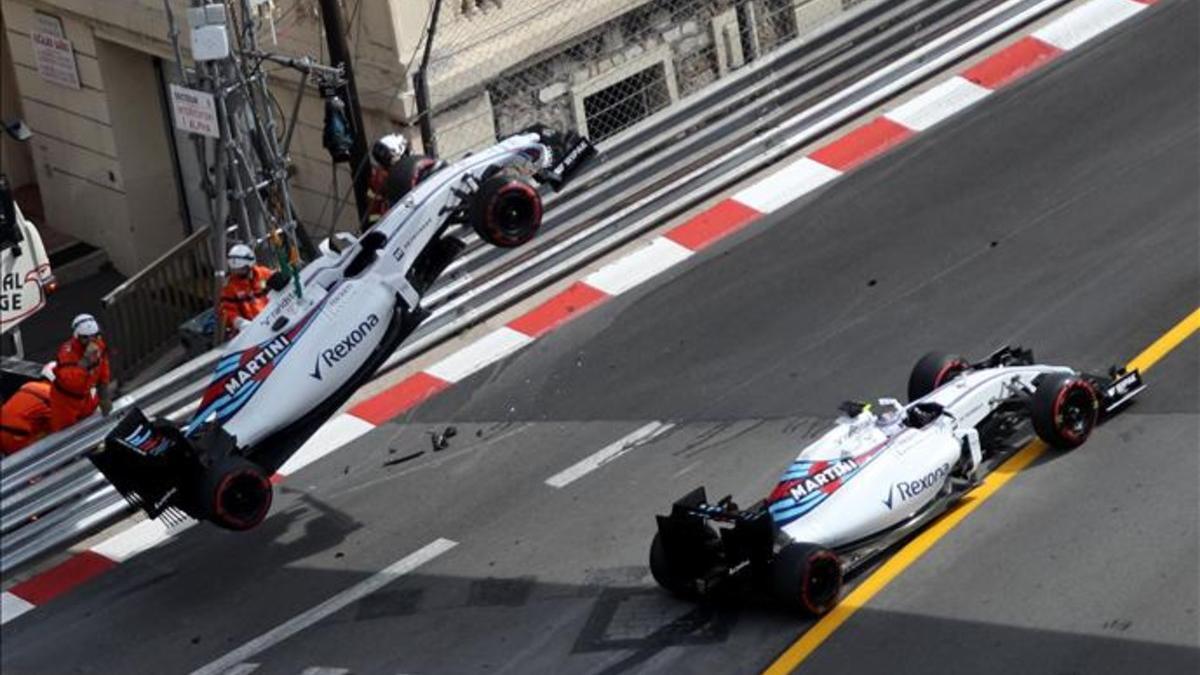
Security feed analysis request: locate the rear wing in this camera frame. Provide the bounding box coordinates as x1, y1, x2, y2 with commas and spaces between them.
90, 407, 234, 524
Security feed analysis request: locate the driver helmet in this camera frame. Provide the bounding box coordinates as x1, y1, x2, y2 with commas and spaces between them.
371, 133, 409, 168
875, 398, 904, 430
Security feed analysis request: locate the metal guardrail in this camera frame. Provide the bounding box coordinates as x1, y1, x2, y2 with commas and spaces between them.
0, 0, 1063, 576
101, 225, 218, 379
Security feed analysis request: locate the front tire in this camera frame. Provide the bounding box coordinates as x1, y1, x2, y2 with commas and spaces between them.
908, 351, 969, 402
1031, 373, 1098, 450
196, 456, 273, 531
770, 542, 843, 616
469, 172, 543, 248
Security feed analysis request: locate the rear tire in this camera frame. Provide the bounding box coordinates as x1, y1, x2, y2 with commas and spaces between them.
197, 456, 273, 531
770, 542, 843, 616
908, 351, 969, 402
469, 172, 543, 248
383, 155, 437, 204
649, 526, 721, 600
1031, 373, 1098, 450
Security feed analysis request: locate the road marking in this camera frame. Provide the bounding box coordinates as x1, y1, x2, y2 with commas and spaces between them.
884, 77, 992, 131
299, 668, 351, 675
584, 238, 693, 296
274, 414, 378, 478
1034, 0, 1146, 50
191, 538, 457, 675
1, 591, 35, 624
545, 422, 675, 488
426, 327, 534, 383
763, 306, 1200, 674
733, 158, 842, 214
217, 664, 260, 675
91, 516, 198, 563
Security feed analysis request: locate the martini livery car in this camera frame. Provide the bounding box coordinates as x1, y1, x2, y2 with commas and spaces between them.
92, 127, 594, 531
649, 346, 1144, 615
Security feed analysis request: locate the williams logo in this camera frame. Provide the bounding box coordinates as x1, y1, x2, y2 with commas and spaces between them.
787, 458, 859, 502
224, 336, 291, 397
883, 462, 951, 510
310, 313, 380, 380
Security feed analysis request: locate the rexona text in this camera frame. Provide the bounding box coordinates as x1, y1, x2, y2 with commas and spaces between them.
311, 313, 380, 380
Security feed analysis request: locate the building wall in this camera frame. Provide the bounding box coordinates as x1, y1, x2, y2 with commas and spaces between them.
1, 17, 35, 189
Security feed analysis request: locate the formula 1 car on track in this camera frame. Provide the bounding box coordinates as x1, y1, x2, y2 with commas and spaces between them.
91, 127, 594, 531
649, 346, 1145, 615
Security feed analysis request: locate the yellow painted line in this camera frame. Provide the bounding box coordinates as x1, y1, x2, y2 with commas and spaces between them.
1126, 307, 1200, 373
764, 306, 1200, 674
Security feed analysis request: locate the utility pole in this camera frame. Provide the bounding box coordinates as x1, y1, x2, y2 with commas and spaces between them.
414, 0, 445, 158
316, 0, 371, 224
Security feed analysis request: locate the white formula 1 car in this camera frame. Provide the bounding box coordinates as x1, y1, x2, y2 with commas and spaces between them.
650, 346, 1144, 615
92, 127, 594, 530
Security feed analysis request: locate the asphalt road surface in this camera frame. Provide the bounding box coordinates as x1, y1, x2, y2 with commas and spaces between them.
2, 1, 1196, 673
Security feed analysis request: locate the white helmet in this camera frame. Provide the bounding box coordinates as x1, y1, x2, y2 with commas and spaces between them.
72, 313, 101, 338
228, 243, 255, 271
371, 133, 409, 167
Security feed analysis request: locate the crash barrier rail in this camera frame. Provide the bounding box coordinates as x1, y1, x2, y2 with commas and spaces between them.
1, 0, 1067, 575
101, 225, 218, 379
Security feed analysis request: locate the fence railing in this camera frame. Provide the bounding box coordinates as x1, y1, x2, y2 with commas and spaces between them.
101, 226, 218, 380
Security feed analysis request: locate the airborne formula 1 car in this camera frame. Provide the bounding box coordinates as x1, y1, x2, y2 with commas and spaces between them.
649, 347, 1144, 615
91, 127, 594, 531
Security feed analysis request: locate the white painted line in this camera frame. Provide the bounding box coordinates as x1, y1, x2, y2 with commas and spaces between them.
425, 326, 534, 383
732, 157, 843, 213
545, 422, 675, 488
300, 668, 350, 675
191, 538, 457, 675
1034, 0, 1145, 50
218, 664, 261, 675
1, 591, 35, 625
275, 413, 377, 477
91, 516, 197, 563
584, 238, 693, 296
885, 76, 992, 131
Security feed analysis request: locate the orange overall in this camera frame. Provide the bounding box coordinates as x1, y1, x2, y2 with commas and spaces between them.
220, 265, 273, 333
50, 337, 111, 432
0, 381, 53, 455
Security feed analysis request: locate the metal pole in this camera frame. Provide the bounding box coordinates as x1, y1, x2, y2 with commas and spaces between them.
415, 0, 444, 158
316, 0, 370, 222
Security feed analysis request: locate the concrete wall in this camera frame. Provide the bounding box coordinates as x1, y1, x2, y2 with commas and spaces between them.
1, 18, 35, 189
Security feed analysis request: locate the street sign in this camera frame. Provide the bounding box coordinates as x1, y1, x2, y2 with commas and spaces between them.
169, 84, 221, 139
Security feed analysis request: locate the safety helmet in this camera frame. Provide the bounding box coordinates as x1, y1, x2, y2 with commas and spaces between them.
371, 133, 409, 168
228, 243, 255, 271
41, 361, 57, 383
72, 313, 101, 338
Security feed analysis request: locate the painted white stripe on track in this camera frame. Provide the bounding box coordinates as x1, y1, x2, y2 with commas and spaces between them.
584, 238, 693, 296
91, 516, 196, 563
300, 668, 351, 675
1, 591, 35, 625
732, 158, 842, 213
1033, 0, 1145, 50
190, 538, 457, 675
425, 326, 534, 383
545, 422, 675, 488
275, 413, 376, 477
217, 664, 261, 675
884, 77, 992, 131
